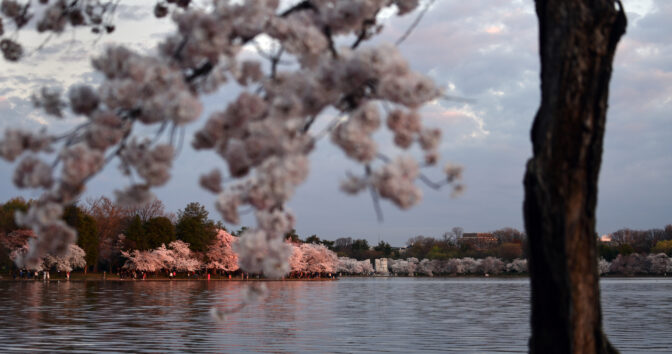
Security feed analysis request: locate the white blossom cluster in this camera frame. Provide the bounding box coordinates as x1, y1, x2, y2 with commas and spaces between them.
337, 257, 374, 275
600, 253, 672, 275
1, 1, 463, 277
385, 257, 527, 276
10, 242, 86, 272
233, 228, 293, 278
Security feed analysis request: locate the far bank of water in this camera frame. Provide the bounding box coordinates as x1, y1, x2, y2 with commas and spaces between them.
0, 278, 669, 353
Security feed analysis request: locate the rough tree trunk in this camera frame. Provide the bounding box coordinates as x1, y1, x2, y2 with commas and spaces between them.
524, 1, 626, 353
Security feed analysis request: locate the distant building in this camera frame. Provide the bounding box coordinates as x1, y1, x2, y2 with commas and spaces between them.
599, 234, 612, 243
374, 258, 389, 275
459, 233, 498, 250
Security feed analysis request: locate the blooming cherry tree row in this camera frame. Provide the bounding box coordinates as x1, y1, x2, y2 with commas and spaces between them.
387, 257, 528, 276
121, 240, 202, 272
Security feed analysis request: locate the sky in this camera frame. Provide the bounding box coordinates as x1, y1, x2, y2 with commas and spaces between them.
0, 0, 670, 246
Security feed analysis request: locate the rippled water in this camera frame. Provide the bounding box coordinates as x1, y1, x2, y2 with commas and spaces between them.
0, 278, 670, 353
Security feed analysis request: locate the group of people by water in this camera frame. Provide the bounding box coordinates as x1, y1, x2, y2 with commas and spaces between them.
6, 268, 339, 281
11, 269, 71, 281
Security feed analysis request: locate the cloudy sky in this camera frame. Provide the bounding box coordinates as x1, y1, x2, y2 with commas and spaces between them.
0, 0, 670, 246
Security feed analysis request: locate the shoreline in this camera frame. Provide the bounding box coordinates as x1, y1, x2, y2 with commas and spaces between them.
1, 273, 668, 282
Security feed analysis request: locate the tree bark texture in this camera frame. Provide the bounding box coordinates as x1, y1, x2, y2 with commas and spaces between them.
524, 1, 626, 353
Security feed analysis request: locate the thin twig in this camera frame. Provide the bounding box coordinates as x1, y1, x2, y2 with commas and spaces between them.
313, 115, 345, 141
270, 45, 285, 79
174, 126, 186, 158
302, 115, 317, 133
395, 0, 436, 46
441, 94, 477, 104
253, 41, 291, 65
169, 123, 178, 146
365, 165, 384, 222
150, 121, 169, 145
417, 174, 449, 190
173, 35, 190, 61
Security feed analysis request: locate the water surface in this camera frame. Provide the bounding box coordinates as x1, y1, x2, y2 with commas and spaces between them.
0, 277, 670, 353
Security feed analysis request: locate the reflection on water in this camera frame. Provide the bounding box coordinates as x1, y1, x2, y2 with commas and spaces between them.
0, 278, 670, 353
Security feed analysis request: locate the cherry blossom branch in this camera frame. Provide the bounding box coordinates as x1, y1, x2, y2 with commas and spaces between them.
376, 153, 452, 190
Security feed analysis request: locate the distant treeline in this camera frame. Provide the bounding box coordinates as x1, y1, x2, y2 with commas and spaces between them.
1, 196, 671, 275
301, 227, 527, 261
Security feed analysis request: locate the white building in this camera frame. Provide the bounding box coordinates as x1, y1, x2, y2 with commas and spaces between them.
374, 258, 389, 275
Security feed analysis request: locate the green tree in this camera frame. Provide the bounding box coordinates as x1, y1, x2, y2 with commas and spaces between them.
284, 229, 301, 243
305, 234, 321, 244
125, 215, 148, 250
374, 241, 392, 257
617, 244, 634, 256
0, 197, 29, 233
144, 216, 176, 249
597, 243, 619, 261
651, 240, 672, 256
176, 202, 217, 252
232, 226, 248, 236
320, 239, 335, 250
63, 204, 99, 271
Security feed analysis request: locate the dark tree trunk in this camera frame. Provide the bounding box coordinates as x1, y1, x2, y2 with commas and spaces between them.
524, 1, 626, 353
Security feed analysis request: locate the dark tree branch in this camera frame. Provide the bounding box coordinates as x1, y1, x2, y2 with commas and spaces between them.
351, 18, 377, 49
185, 61, 214, 82
279, 1, 317, 17
322, 26, 338, 58
302, 115, 317, 133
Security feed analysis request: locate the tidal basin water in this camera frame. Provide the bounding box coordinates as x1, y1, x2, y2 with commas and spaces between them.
0, 278, 670, 353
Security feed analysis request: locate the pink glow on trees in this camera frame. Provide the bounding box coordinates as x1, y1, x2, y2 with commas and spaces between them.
120, 249, 163, 273
0, 1, 463, 279
299, 243, 338, 273
289, 241, 307, 272
122, 240, 202, 272
0, 229, 35, 250
206, 229, 239, 272
289, 243, 338, 274
167, 240, 202, 272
